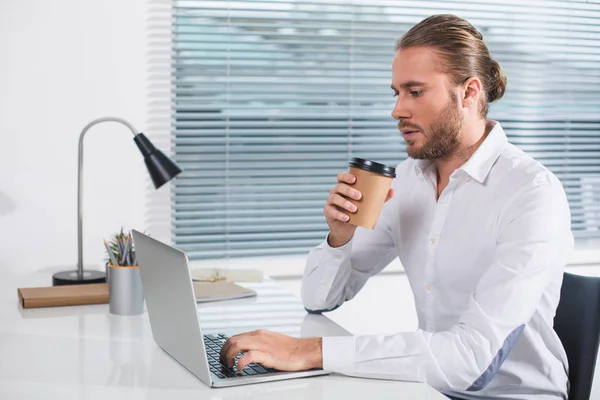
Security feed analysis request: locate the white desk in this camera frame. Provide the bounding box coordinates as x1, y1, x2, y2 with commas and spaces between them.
0, 272, 446, 399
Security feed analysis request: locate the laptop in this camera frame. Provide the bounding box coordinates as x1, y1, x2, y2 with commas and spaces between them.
131, 229, 331, 388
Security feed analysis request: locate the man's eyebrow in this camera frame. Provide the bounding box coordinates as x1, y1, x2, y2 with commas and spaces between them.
391, 81, 427, 91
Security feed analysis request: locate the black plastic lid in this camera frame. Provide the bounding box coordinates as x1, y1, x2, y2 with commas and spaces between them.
349, 157, 396, 178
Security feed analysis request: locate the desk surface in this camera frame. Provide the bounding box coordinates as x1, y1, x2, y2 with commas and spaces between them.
0, 271, 446, 400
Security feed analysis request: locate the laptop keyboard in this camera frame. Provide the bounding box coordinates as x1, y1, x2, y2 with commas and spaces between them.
204, 333, 278, 379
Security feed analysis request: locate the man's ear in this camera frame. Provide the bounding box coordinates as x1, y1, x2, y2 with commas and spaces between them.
462, 77, 483, 111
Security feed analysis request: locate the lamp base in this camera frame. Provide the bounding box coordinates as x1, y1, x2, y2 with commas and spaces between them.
52, 270, 107, 286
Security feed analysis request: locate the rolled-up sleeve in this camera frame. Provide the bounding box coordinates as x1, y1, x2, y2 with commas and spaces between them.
321, 174, 573, 392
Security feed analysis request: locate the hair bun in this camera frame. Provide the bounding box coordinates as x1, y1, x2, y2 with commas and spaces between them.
488, 59, 507, 103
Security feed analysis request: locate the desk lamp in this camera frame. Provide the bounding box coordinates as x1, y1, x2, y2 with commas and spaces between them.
52, 117, 182, 286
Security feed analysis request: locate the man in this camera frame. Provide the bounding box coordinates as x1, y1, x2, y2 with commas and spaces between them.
220, 14, 573, 399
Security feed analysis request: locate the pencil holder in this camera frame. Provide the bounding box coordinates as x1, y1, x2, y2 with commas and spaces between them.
109, 264, 144, 316
104, 229, 144, 316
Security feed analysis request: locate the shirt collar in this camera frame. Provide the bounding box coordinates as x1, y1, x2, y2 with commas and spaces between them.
414, 159, 434, 175
413, 121, 508, 184
459, 120, 508, 184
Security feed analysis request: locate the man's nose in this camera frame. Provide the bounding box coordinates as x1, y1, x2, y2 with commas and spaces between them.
391, 96, 409, 120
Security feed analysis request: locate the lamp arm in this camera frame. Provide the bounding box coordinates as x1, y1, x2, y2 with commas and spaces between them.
77, 117, 140, 277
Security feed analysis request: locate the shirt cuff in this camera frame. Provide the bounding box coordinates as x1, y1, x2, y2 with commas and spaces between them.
319, 232, 354, 254
322, 336, 355, 373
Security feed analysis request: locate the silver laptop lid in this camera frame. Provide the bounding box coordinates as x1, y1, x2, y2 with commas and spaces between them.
131, 229, 212, 386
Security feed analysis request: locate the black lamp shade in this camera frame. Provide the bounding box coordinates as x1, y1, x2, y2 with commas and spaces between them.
134, 133, 182, 188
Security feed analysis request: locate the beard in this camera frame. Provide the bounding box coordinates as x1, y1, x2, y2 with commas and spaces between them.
402, 93, 463, 160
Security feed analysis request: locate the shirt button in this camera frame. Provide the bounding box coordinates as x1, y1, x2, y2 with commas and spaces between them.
430, 238, 436, 244
426, 284, 432, 291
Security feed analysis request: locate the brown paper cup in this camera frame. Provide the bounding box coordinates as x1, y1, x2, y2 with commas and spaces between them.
347, 167, 393, 229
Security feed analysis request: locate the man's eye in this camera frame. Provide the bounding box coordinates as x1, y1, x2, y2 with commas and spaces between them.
393, 92, 399, 98
410, 90, 423, 97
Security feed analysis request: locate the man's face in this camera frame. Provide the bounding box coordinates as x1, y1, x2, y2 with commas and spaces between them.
391, 47, 463, 160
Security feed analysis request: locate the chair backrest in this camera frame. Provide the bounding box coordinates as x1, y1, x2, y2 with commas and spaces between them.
554, 272, 600, 400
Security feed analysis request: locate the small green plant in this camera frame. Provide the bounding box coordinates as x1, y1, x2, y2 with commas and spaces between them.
103, 228, 137, 266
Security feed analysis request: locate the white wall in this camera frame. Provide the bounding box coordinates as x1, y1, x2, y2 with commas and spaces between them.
0, 0, 161, 278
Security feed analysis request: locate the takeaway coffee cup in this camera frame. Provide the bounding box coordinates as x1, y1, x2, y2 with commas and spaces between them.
347, 157, 396, 229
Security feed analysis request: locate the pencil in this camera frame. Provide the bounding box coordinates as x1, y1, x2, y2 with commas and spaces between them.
104, 239, 119, 266
120, 237, 131, 265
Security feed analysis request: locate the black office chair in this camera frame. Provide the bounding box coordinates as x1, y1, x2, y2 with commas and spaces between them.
554, 272, 600, 400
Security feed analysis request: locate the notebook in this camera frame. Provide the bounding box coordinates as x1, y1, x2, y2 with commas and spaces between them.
192, 281, 257, 303
190, 267, 263, 282
17, 283, 109, 309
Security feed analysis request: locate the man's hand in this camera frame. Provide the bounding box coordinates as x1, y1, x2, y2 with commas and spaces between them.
325, 172, 394, 248
219, 329, 323, 372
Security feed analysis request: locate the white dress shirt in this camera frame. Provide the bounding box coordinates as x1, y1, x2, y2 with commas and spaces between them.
302, 121, 573, 399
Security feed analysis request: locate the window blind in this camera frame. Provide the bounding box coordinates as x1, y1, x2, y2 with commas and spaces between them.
171, 0, 600, 260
